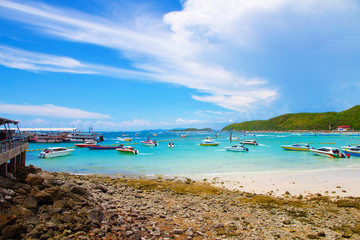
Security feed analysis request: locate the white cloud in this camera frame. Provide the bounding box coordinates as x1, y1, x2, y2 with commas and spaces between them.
0, 46, 94, 73
0, 104, 110, 119
175, 118, 200, 125
20, 118, 50, 126
0, 0, 358, 114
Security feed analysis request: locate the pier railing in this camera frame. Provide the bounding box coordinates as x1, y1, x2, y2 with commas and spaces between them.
0, 137, 28, 154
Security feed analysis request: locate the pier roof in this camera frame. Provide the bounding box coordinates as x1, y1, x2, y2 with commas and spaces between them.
0, 117, 19, 125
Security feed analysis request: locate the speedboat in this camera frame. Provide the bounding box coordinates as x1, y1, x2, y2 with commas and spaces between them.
87, 145, 120, 150
281, 144, 312, 151
141, 140, 158, 146
116, 146, 139, 154
124, 137, 132, 142
342, 146, 360, 157
168, 142, 175, 148
200, 137, 220, 146
39, 147, 74, 158
240, 140, 258, 145
180, 134, 188, 138
310, 147, 347, 158
225, 145, 248, 152
74, 141, 98, 148
341, 145, 360, 150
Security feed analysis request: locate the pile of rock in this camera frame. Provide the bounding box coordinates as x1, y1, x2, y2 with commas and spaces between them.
1, 165, 360, 239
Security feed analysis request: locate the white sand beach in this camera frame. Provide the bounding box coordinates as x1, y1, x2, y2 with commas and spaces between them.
187, 167, 360, 197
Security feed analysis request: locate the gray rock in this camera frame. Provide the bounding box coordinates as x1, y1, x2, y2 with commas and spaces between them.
173, 228, 184, 235
25, 174, 44, 186
89, 209, 104, 225
22, 196, 38, 209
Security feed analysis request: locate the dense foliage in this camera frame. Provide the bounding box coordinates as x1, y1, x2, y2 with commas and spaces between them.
222, 105, 360, 131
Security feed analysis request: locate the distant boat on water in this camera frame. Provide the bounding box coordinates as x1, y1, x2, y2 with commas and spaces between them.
116, 146, 139, 154
200, 137, 220, 146
141, 140, 158, 146
74, 141, 98, 148
225, 145, 248, 152
281, 144, 312, 151
29, 133, 63, 143
240, 140, 258, 145
87, 145, 120, 150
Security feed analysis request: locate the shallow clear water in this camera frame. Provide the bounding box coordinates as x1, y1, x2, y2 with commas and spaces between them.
26, 132, 360, 177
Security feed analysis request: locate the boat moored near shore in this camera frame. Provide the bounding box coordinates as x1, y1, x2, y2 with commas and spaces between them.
310, 147, 348, 158
200, 137, 220, 146
281, 144, 312, 151
240, 140, 258, 145
116, 146, 139, 154
342, 146, 360, 157
225, 145, 249, 152
74, 141, 98, 148
39, 147, 74, 158
141, 140, 158, 146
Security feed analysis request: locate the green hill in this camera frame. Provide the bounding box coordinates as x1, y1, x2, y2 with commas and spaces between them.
222, 105, 360, 131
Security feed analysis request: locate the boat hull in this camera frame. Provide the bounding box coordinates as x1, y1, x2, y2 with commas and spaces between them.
87, 146, 119, 150
200, 143, 219, 146
310, 149, 340, 158
343, 150, 360, 157
225, 147, 248, 152
281, 145, 310, 151
74, 144, 97, 148
141, 141, 158, 146
40, 149, 74, 158
116, 148, 138, 154
240, 141, 258, 145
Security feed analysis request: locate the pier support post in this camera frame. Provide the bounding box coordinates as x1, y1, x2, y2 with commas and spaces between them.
9, 157, 16, 177
0, 163, 6, 177
16, 155, 21, 176
21, 151, 26, 167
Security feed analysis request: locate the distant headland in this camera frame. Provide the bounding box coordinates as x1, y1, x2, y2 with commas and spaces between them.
169, 128, 213, 132
222, 105, 360, 131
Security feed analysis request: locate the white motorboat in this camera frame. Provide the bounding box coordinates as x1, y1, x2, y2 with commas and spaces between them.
310, 147, 347, 158
281, 144, 312, 151
200, 137, 220, 146
141, 140, 158, 146
341, 145, 360, 150
39, 147, 75, 158
240, 140, 258, 145
225, 145, 249, 152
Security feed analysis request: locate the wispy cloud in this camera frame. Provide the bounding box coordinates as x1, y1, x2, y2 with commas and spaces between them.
0, 0, 358, 113
0, 46, 94, 73
0, 104, 110, 119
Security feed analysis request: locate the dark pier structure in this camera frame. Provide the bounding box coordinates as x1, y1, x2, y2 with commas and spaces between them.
0, 117, 28, 178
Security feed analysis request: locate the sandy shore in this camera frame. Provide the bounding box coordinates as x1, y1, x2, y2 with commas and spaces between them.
181, 167, 360, 197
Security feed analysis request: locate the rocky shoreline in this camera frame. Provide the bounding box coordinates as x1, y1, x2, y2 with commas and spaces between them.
1, 166, 360, 239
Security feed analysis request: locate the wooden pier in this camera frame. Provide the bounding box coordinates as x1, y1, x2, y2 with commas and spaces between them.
0, 117, 28, 178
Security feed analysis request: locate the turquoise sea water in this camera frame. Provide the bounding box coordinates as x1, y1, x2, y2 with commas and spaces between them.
26, 132, 360, 177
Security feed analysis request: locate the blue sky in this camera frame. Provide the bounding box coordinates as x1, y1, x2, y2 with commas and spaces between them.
1, 0, 360, 131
